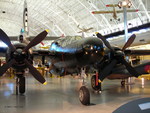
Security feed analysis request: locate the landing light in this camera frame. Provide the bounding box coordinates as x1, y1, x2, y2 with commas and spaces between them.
85, 52, 88, 54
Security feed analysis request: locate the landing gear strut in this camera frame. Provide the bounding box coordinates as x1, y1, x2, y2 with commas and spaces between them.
121, 79, 125, 86
16, 72, 25, 95
78, 67, 90, 105
91, 75, 102, 92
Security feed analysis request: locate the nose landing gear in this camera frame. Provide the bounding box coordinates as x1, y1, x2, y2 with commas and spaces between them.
79, 86, 90, 105
16, 72, 25, 95
78, 67, 90, 105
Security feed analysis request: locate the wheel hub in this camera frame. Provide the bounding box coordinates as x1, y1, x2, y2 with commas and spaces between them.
79, 90, 84, 101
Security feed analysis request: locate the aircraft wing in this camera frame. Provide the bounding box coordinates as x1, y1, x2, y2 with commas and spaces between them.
106, 4, 118, 7
92, 11, 114, 14
116, 9, 138, 13
6, 36, 59, 41
108, 61, 150, 79
125, 49, 150, 56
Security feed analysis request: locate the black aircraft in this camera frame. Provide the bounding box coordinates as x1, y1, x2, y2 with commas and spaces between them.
0, 27, 150, 105
0, 0, 149, 103
34, 33, 150, 105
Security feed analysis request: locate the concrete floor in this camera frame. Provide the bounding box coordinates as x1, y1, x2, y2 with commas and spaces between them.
0, 75, 150, 113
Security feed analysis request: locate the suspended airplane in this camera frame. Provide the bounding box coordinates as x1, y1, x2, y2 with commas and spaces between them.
92, 4, 138, 21
77, 25, 93, 38
77, 25, 93, 33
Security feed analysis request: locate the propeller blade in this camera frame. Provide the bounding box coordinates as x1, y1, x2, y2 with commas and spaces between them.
119, 57, 139, 77
0, 59, 15, 76
23, 30, 49, 52
122, 34, 136, 51
24, 59, 46, 84
99, 59, 117, 81
0, 29, 16, 51
96, 32, 114, 52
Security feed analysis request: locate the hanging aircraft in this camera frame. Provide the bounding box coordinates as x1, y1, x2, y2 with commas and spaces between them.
92, 4, 138, 21
77, 25, 93, 33
77, 25, 93, 38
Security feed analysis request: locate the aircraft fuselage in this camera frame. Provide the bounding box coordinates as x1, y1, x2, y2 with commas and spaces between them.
48, 36, 104, 75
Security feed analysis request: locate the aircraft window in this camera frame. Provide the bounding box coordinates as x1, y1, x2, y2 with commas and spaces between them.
62, 36, 82, 47
97, 46, 101, 50
83, 45, 91, 49
52, 36, 82, 47
94, 46, 97, 49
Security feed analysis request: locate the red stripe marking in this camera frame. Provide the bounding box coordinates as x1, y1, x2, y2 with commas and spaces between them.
144, 65, 150, 73
91, 11, 95, 14
96, 72, 98, 86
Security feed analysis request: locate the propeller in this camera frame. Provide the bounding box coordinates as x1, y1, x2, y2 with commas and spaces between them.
96, 32, 114, 52
99, 59, 117, 80
0, 59, 15, 76
24, 59, 46, 84
0, 29, 16, 52
96, 32, 139, 81
0, 29, 48, 84
122, 34, 136, 51
23, 29, 49, 52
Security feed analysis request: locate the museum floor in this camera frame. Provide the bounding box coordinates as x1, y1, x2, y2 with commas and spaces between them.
0, 75, 150, 113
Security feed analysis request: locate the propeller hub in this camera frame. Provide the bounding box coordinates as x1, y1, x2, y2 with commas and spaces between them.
6, 43, 31, 70
13, 48, 27, 61
114, 51, 125, 57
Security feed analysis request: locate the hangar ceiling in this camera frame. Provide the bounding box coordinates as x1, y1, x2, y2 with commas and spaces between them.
0, 0, 150, 36
0, 0, 150, 48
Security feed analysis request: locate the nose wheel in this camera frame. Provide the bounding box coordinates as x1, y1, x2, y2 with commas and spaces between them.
79, 86, 90, 105
79, 68, 90, 105
16, 76, 25, 94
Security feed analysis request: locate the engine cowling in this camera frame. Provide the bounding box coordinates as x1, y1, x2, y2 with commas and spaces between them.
6, 43, 32, 70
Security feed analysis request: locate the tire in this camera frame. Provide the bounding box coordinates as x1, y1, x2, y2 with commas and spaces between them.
121, 80, 125, 86
79, 86, 90, 105
19, 76, 25, 94
91, 75, 101, 91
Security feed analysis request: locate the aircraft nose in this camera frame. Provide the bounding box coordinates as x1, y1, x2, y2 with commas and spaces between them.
81, 37, 104, 63
82, 37, 104, 53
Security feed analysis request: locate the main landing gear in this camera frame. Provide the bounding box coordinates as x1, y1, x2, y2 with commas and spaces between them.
91, 74, 102, 92
79, 68, 90, 105
16, 72, 26, 95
